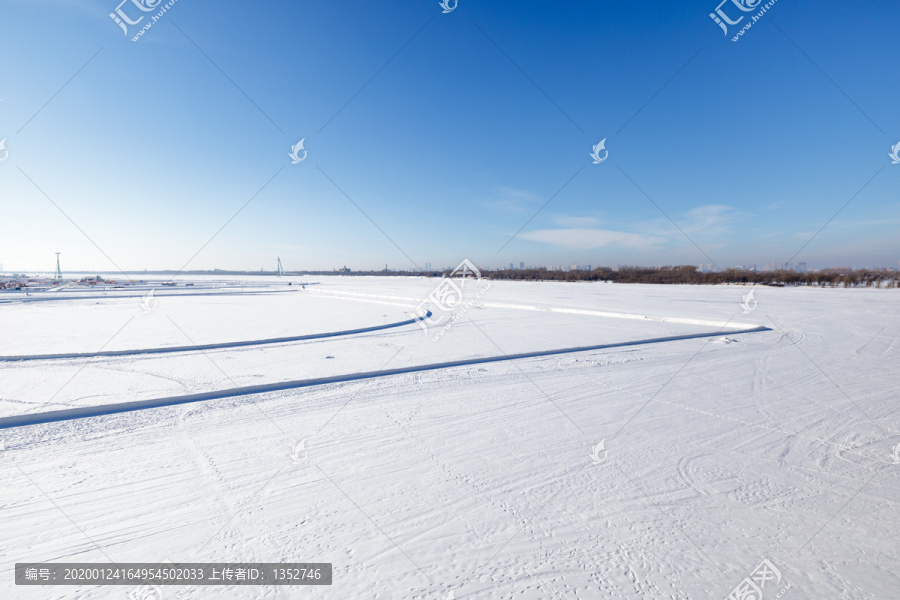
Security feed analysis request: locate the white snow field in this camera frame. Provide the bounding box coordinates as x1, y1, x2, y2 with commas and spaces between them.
0, 276, 897, 599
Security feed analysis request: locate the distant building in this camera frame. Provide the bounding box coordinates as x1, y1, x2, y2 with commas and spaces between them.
762, 262, 787, 272
796, 262, 807, 273
519, 262, 524, 270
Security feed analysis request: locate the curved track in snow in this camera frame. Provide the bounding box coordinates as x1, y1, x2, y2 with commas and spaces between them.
0, 288, 300, 305
0, 311, 431, 362
0, 325, 770, 430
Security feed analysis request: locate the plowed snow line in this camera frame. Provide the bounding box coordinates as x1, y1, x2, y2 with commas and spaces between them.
0, 326, 770, 429
0, 312, 432, 362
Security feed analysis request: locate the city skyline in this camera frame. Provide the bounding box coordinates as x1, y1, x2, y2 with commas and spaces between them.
4, 255, 898, 276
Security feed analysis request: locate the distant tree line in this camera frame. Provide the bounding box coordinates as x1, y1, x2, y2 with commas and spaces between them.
288, 266, 900, 287
105, 267, 900, 287
476, 266, 900, 287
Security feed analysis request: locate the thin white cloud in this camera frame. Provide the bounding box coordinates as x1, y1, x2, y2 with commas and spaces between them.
519, 228, 664, 250
552, 215, 602, 227
494, 186, 541, 202
682, 205, 740, 236
485, 187, 543, 212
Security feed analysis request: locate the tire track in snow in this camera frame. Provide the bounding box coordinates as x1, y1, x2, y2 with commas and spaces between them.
0, 287, 298, 305
0, 311, 432, 362
0, 326, 770, 430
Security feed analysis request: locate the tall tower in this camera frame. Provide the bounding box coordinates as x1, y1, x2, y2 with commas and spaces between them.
55, 252, 62, 280
276, 257, 284, 277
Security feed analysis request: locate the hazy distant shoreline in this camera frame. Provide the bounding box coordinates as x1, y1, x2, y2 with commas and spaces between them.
4, 266, 898, 288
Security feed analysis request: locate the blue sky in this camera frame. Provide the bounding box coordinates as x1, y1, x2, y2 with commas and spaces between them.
0, 0, 898, 272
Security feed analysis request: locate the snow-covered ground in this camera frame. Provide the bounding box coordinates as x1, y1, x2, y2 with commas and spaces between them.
1, 276, 897, 599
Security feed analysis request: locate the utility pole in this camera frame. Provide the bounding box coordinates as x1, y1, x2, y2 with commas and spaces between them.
55, 252, 62, 280
276, 257, 284, 277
